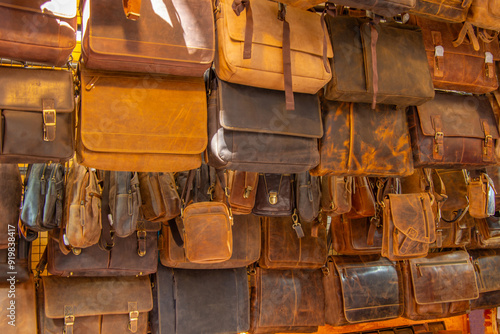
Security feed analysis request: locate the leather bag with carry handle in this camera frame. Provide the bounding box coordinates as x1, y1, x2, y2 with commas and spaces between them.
138, 172, 181, 223
0, 0, 77, 66
331, 0, 416, 17
0, 66, 75, 163
1, 276, 37, 334
323, 255, 403, 326
430, 211, 475, 248
296, 172, 321, 222
408, 92, 500, 168
409, 0, 474, 23
469, 249, 500, 310
467, 0, 500, 31
252, 173, 294, 216
77, 64, 206, 172
401, 251, 479, 320
82, 0, 214, 76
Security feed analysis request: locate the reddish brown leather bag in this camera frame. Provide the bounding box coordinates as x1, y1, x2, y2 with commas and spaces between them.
82, 0, 214, 76
345, 177, 376, 219
469, 249, 500, 310
410, 0, 473, 22
138, 172, 180, 223
331, 215, 383, 255
0, 0, 77, 66
401, 251, 479, 320
408, 92, 500, 168
0, 164, 22, 249
221, 170, 259, 215
321, 176, 353, 216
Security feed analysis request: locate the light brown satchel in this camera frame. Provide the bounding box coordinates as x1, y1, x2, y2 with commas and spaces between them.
467, 171, 496, 218
467, 0, 500, 31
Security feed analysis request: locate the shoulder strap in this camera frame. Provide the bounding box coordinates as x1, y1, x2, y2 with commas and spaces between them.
98, 171, 114, 251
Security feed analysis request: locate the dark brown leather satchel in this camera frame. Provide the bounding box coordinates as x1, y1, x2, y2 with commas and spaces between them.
0, 66, 75, 163
401, 251, 479, 320
151, 266, 249, 334
39, 275, 152, 334
332, 0, 416, 17
408, 92, 500, 168
345, 177, 376, 219
160, 214, 260, 269
82, 0, 214, 76
249, 268, 325, 334
138, 172, 181, 223
260, 216, 327, 269
321, 176, 353, 216
312, 100, 414, 177
0, 276, 37, 333
296, 172, 321, 222
252, 173, 294, 216
323, 255, 403, 326
331, 215, 383, 255
469, 249, 500, 310
0, 1, 77, 66
410, 0, 473, 22
431, 211, 475, 248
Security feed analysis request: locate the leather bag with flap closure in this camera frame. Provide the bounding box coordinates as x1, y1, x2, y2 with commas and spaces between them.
0, 0, 77, 66
218, 170, 259, 215
321, 176, 353, 216
0, 66, 75, 163
1, 277, 37, 334
207, 78, 322, 173
410, 0, 473, 23
77, 65, 206, 172
39, 275, 152, 334
469, 249, 500, 310
467, 0, 500, 31
323, 255, 403, 326
431, 211, 475, 248
401, 251, 479, 320
138, 172, 181, 223
472, 215, 500, 249
332, 0, 416, 17
82, 0, 214, 76
312, 100, 414, 177
467, 171, 496, 219
331, 215, 383, 255
296, 172, 321, 222
252, 173, 294, 216
408, 92, 500, 168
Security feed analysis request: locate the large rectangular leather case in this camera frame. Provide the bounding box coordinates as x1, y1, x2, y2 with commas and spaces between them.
469, 249, 500, 310
207, 78, 322, 173
408, 92, 500, 168
82, 0, 214, 76
401, 251, 479, 320
467, 0, 500, 31
410, 0, 473, 22
0, 0, 77, 66
77, 65, 206, 172
151, 266, 250, 334
0, 277, 37, 334
0, 66, 75, 163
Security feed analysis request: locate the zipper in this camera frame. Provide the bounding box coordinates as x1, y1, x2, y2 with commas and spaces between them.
415, 260, 468, 276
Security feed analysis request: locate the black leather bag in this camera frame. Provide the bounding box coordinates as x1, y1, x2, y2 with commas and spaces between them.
252, 174, 294, 216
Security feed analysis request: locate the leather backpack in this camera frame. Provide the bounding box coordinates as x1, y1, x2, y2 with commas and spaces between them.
296, 172, 321, 222
410, 0, 473, 22
467, 0, 500, 31
252, 173, 294, 216
138, 172, 181, 223
469, 249, 500, 310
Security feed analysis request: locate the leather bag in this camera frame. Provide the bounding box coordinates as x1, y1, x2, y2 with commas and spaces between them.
472, 215, 500, 248
151, 266, 249, 334
323, 255, 403, 326
20, 163, 65, 233
431, 211, 475, 248
408, 92, 500, 168
82, 0, 214, 76
469, 249, 500, 310
0, 0, 77, 66
486, 166, 500, 211
160, 214, 260, 269
77, 65, 206, 172
331, 215, 383, 255
0, 277, 37, 334
0, 164, 22, 248
324, 16, 434, 107
401, 251, 479, 320
108, 171, 141, 238
0, 66, 75, 163
252, 173, 294, 216
220, 170, 259, 215
412, 16, 500, 94
296, 172, 321, 222
467, 0, 500, 31
345, 177, 376, 219
382, 193, 436, 261
122, 0, 141, 20
138, 172, 181, 223
259, 216, 327, 269
321, 176, 353, 216
249, 268, 325, 334
39, 275, 152, 334
467, 172, 496, 218
410, 0, 473, 22
437, 169, 468, 214
277, 0, 326, 9
311, 100, 414, 177
207, 78, 322, 173
332, 0, 416, 17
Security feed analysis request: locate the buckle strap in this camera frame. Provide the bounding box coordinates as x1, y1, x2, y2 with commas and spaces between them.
128, 302, 139, 333
482, 120, 494, 161
232, 0, 253, 59
431, 115, 444, 161
42, 99, 56, 142
64, 305, 75, 334
123, 0, 141, 20
431, 31, 444, 78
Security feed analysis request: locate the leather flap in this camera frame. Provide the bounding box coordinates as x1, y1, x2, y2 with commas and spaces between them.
409, 251, 479, 305
388, 193, 435, 244
219, 80, 322, 138
0, 0, 77, 18
0, 67, 74, 112
469, 250, 500, 293
490, 1, 500, 19
416, 92, 500, 139
223, 0, 332, 57
80, 67, 207, 155
333, 256, 401, 323
43, 276, 153, 318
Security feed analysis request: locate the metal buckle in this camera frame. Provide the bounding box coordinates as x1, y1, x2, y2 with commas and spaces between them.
64, 315, 75, 326
43, 108, 56, 141
434, 131, 444, 141
129, 311, 139, 321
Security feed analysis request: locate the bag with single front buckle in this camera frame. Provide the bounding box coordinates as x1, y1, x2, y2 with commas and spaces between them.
252, 173, 294, 216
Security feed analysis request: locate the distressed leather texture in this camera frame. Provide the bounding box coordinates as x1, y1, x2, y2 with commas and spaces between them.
467, 0, 500, 31
413, 16, 500, 93
215, 0, 332, 94
207, 79, 322, 173
323, 256, 402, 326
160, 214, 260, 269
382, 193, 435, 261
331, 215, 383, 255
224, 171, 259, 215
410, 0, 473, 22
21, 163, 65, 232
437, 169, 468, 212
41, 275, 152, 334
321, 176, 353, 215
0, 0, 77, 66
62, 161, 101, 249
260, 216, 327, 269
82, 0, 214, 76
402, 251, 479, 320
249, 268, 325, 333
333, 0, 416, 17
408, 92, 500, 168
151, 266, 249, 334
296, 172, 321, 222
0, 66, 75, 163
486, 167, 500, 211
469, 249, 500, 309
346, 177, 376, 219
324, 16, 434, 106
312, 100, 414, 177
0, 164, 21, 248
108, 172, 141, 238
0, 276, 37, 334
277, 0, 325, 9
77, 65, 206, 172
252, 174, 294, 216
472, 215, 500, 248
138, 172, 181, 223
431, 211, 475, 248
468, 173, 496, 218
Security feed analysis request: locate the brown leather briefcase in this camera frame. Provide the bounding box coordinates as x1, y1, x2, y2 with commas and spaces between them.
1, 276, 37, 334
77, 65, 206, 172
469, 249, 500, 310
0, 0, 77, 66
467, 0, 500, 31
82, 0, 214, 76
410, 0, 473, 22
0, 66, 75, 163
